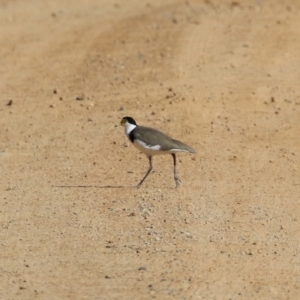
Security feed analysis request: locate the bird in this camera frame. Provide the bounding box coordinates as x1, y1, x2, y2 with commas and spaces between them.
120, 116, 196, 188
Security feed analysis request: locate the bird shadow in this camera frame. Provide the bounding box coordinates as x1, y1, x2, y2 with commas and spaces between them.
52, 185, 124, 189
51, 185, 177, 190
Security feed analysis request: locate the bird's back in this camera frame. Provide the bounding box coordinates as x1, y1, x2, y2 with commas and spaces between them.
132, 126, 196, 153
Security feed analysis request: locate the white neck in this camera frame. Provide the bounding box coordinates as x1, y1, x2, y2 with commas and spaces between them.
124, 122, 136, 136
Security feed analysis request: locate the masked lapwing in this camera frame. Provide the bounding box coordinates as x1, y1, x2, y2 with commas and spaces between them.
120, 116, 196, 188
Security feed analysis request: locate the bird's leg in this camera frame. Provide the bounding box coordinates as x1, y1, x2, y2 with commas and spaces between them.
172, 154, 181, 188
136, 156, 153, 188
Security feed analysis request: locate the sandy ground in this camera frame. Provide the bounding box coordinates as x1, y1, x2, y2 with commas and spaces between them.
1, 0, 300, 299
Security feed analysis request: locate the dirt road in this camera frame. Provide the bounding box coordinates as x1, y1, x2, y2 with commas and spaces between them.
1, 0, 300, 299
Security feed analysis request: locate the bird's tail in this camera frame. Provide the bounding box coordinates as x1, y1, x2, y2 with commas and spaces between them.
172, 139, 196, 153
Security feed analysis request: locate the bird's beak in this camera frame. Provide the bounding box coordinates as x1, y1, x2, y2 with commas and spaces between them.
116, 121, 122, 127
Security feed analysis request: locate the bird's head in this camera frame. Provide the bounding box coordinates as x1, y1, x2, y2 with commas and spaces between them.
120, 116, 137, 127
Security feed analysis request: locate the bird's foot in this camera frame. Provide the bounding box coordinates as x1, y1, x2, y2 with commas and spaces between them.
174, 175, 182, 188
135, 182, 142, 189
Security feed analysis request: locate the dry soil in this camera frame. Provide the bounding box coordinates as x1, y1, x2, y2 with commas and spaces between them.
1, 0, 300, 299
